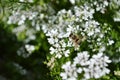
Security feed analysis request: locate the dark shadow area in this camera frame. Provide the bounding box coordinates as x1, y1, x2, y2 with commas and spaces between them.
0, 22, 51, 80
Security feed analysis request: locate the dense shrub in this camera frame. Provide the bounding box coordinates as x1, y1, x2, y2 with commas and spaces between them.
0, 0, 120, 80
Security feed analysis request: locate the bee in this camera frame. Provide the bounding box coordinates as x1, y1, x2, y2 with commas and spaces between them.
69, 33, 86, 48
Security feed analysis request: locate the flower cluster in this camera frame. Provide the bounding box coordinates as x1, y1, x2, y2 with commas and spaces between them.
44, 2, 113, 59
41, 2, 114, 79
60, 51, 111, 80
17, 45, 35, 58
19, 0, 34, 3
60, 61, 80, 80
8, 10, 38, 25
69, 0, 109, 13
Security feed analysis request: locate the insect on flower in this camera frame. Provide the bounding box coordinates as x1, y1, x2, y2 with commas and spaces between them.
69, 33, 86, 48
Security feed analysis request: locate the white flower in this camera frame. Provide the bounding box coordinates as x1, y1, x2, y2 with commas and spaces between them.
25, 44, 35, 53
99, 46, 106, 52
77, 68, 82, 73
114, 18, 120, 22
83, 68, 90, 79
60, 61, 78, 80
103, 56, 112, 64
28, 0, 33, 3
108, 40, 114, 45
69, 0, 75, 4
18, 20, 24, 25
114, 71, 120, 76
73, 51, 90, 66
47, 37, 55, 45
101, 67, 110, 75
67, 77, 77, 80
66, 40, 73, 47
28, 12, 37, 20
93, 0, 109, 14
84, 20, 100, 37
87, 30, 94, 36
59, 40, 67, 48
104, 0, 109, 6
26, 35, 36, 41
46, 29, 58, 37
83, 53, 111, 79
19, 0, 24, 2
49, 47, 56, 54
99, 34, 104, 38
60, 73, 67, 79
67, 25, 75, 33
64, 50, 70, 57
56, 53, 62, 58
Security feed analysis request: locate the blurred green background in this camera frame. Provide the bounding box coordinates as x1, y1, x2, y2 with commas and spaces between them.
0, 21, 52, 80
